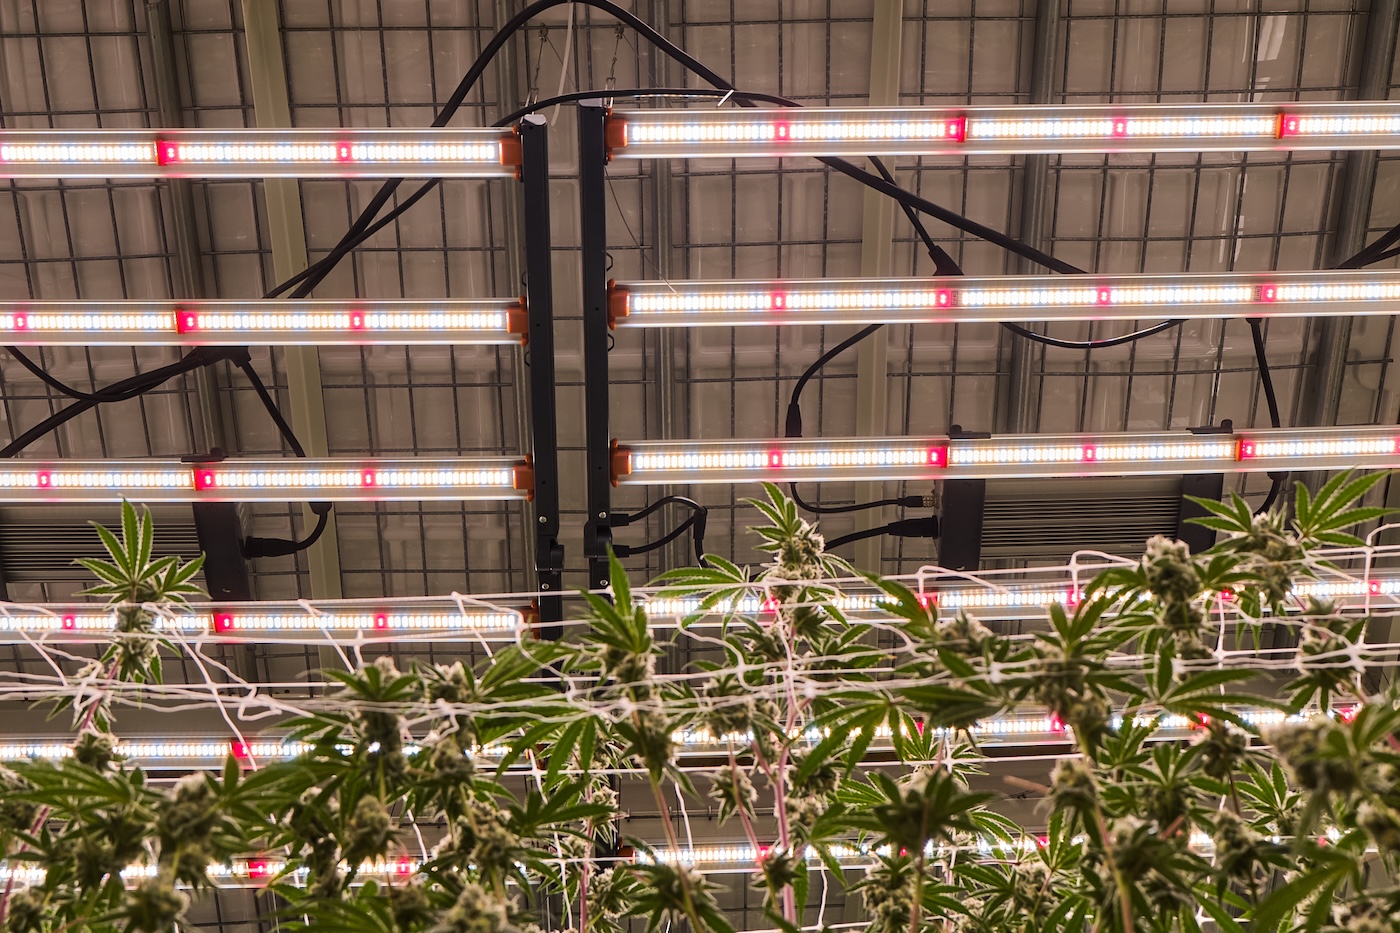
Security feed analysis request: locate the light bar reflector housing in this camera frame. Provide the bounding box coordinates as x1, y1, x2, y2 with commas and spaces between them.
615, 427, 1400, 484
0, 458, 529, 502
0, 128, 516, 178
608, 102, 1400, 158
0, 299, 523, 346
612, 270, 1400, 328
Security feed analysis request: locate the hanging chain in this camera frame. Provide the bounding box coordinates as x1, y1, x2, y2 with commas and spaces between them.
604, 25, 625, 106
525, 24, 550, 107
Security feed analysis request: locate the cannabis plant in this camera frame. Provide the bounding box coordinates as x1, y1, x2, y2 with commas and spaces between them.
6, 477, 1400, 933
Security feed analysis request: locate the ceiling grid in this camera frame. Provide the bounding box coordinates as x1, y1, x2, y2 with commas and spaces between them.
0, 0, 1389, 658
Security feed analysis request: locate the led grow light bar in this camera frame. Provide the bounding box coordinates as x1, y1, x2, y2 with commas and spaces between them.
0, 857, 424, 889
0, 128, 517, 178
0, 458, 530, 502
0, 299, 524, 346
0, 606, 523, 642
611, 270, 1400, 329
614, 426, 1400, 485
607, 102, 1400, 159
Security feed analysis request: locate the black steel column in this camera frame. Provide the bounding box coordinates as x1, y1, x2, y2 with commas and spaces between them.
518, 116, 563, 626
578, 102, 613, 589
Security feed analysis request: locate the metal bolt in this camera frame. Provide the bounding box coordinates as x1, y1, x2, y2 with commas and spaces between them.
541, 583, 550, 590
598, 511, 608, 518
538, 515, 547, 523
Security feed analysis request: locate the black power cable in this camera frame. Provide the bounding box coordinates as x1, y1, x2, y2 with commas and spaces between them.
1247, 318, 1288, 515
0, 347, 250, 459
826, 516, 940, 551
610, 496, 708, 565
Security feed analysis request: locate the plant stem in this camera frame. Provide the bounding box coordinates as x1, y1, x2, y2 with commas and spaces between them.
649, 779, 706, 933
1093, 808, 1134, 933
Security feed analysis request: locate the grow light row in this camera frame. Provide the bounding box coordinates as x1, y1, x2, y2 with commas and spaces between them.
608, 101, 1400, 158
0, 128, 516, 178
610, 270, 1400, 329
0, 299, 523, 345
7, 571, 1389, 644
614, 426, 1400, 485
634, 835, 1215, 866
0, 458, 530, 502
0, 608, 522, 640
0, 708, 1326, 770
0, 857, 423, 888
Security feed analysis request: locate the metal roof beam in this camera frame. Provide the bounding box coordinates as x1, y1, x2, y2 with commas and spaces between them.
239, 0, 342, 602
494, 0, 539, 595
850, 0, 905, 574
145, 0, 225, 454
649, 0, 688, 573
1001, 0, 1063, 435
1307, 0, 1398, 432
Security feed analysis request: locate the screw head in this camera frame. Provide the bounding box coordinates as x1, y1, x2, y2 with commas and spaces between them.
541, 583, 550, 590
598, 511, 608, 518
538, 515, 547, 523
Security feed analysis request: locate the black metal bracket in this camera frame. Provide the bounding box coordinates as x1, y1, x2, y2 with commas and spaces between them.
578, 101, 614, 589
518, 116, 564, 627
1187, 419, 1235, 436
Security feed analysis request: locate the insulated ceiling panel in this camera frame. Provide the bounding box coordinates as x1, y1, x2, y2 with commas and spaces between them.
0, 0, 1392, 595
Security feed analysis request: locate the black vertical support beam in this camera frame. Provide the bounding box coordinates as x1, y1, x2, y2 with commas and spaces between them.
518, 116, 563, 626
1176, 473, 1224, 553
939, 480, 985, 572
193, 505, 253, 601
579, 102, 613, 589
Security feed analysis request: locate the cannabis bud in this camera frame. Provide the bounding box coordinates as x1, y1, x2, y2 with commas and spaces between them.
710, 766, 758, 824
346, 795, 393, 863
72, 730, 119, 770
1049, 757, 1099, 813
1142, 536, 1203, 604
122, 878, 189, 933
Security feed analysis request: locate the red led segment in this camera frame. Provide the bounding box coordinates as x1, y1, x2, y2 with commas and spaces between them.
1094, 288, 1112, 305
336, 143, 353, 163
1259, 284, 1278, 302
945, 117, 967, 142
246, 860, 271, 879
175, 309, 199, 333
934, 289, 956, 308
12, 314, 26, 331
1111, 119, 1129, 138
1370, 580, 1382, 595
774, 121, 790, 140
194, 470, 217, 490
395, 858, 413, 875
771, 292, 787, 310
1082, 445, 1097, 461
361, 470, 377, 486
1277, 113, 1301, 138
1236, 439, 1256, 460
61, 615, 75, 631
928, 445, 949, 467
36, 471, 50, 488
349, 311, 366, 330
230, 741, 250, 760
214, 613, 235, 633
156, 140, 178, 165
374, 613, 389, 630
767, 450, 783, 468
